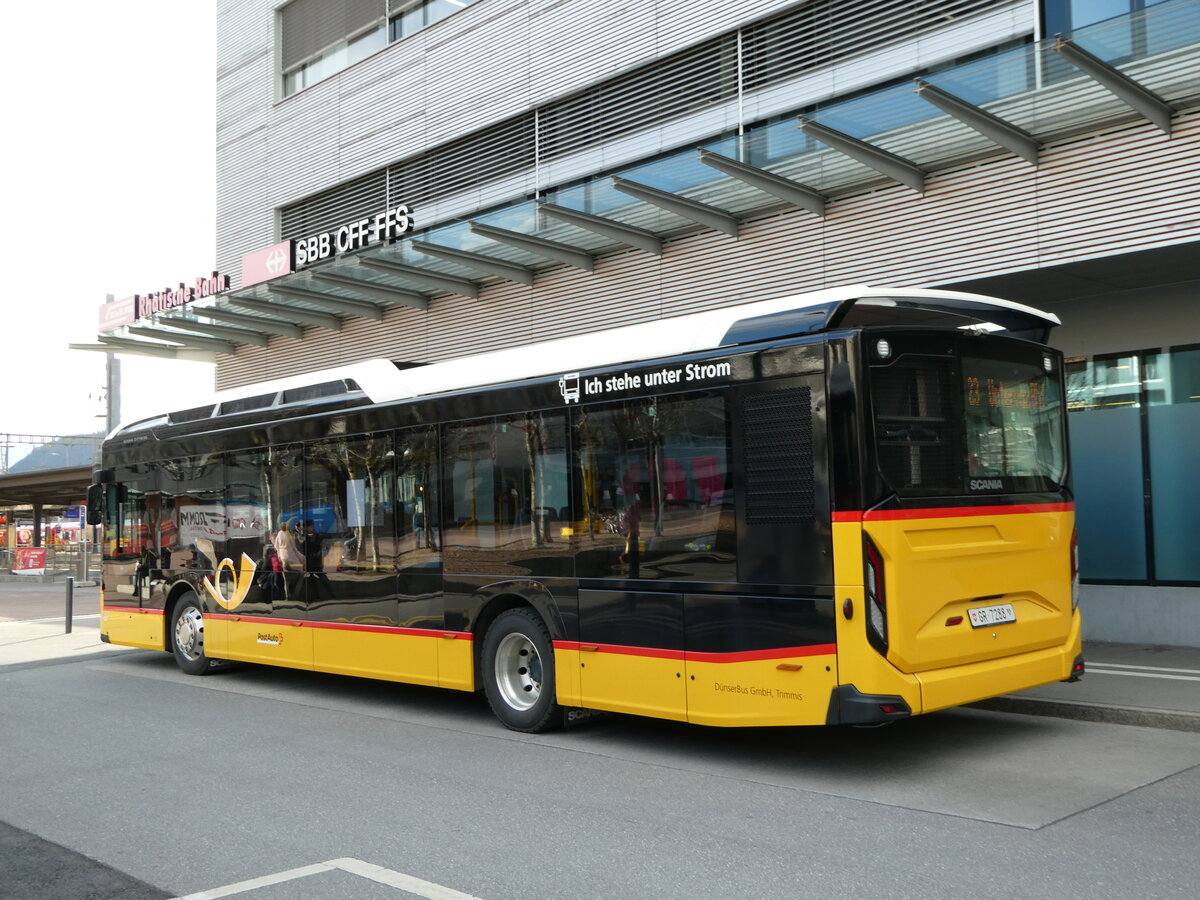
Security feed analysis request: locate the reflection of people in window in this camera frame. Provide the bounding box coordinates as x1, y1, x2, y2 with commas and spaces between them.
134, 540, 157, 597
620, 494, 641, 578
303, 519, 333, 599
272, 520, 302, 600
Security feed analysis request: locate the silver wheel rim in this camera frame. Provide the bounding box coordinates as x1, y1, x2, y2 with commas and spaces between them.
175, 606, 204, 662
494, 631, 542, 711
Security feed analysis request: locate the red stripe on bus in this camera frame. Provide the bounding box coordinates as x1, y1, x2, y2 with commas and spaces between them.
103, 606, 164, 615
204, 612, 471, 640
684, 643, 837, 664
554, 641, 836, 663
833, 502, 1074, 523
310, 621, 472, 640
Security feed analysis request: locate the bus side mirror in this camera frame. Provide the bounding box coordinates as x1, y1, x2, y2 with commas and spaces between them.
86, 484, 105, 525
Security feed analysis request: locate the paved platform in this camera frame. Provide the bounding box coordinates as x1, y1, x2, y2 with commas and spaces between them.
974, 642, 1200, 732
2, 579, 1197, 730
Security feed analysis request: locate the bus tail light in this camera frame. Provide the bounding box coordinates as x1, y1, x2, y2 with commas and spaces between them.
864, 535, 888, 655
1070, 527, 1080, 611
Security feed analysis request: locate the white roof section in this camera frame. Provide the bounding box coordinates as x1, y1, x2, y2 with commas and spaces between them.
115, 285, 1057, 433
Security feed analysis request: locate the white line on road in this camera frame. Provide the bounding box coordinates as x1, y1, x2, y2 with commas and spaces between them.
0, 614, 101, 627
1086, 661, 1200, 677
172, 857, 485, 900
1087, 664, 1200, 682
174, 862, 333, 899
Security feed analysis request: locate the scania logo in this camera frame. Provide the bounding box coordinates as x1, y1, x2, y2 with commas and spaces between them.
970, 478, 1004, 491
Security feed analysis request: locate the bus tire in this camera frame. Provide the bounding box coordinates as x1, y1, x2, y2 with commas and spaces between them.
170, 591, 213, 676
482, 608, 562, 733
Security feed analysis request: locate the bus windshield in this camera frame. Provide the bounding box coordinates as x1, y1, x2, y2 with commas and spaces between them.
870, 346, 1066, 498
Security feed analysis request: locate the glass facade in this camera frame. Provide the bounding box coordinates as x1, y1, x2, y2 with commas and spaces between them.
1066, 345, 1200, 584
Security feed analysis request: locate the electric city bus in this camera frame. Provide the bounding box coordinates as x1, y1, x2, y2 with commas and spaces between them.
89, 285, 1083, 732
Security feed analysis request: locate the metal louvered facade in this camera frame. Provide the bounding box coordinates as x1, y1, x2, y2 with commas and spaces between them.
272, 0, 1015, 243
279, 0, 385, 69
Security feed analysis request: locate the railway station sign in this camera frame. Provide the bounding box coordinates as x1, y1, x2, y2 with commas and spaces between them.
98, 272, 231, 332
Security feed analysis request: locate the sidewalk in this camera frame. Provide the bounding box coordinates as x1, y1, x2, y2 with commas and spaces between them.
973, 642, 1200, 733
1, 580, 1197, 730
0, 580, 131, 669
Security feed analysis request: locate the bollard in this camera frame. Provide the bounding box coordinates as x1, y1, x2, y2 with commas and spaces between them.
65, 576, 74, 634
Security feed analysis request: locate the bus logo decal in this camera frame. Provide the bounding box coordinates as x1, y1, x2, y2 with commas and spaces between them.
558, 372, 581, 404
201, 553, 258, 610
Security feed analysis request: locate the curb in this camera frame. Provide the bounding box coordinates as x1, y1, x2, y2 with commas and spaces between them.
970, 695, 1200, 733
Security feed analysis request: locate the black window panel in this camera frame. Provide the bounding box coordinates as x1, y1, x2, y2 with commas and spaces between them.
579, 589, 684, 652
305, 434, 401, 626
684, 594, 836, 654
106, 464, 155, 561
168, 405, 214, 425
573, 393, 736, 583
220, 394, 276, 415
871, 355, 961, 496
158, 454, 225, 574
226, 448, 277, 617
395, 426, 442, 627
443, 412, 571, 578
266, 445, 307, 616
282, 380, 352, 405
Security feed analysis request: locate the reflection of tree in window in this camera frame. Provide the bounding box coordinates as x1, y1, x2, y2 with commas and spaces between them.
308, 436, 394, 572
445, 414, 568, 575
575, 394, 734, 581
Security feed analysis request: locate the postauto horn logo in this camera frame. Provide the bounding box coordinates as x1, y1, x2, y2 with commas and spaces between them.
201, 554, 257, 610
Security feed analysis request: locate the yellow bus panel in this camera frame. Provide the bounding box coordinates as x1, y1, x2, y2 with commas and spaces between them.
101, 606, 166, 652
685, 652, 838, 727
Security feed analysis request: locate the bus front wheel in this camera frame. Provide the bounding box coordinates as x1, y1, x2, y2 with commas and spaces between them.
170, 592, 213, 676
482, 608, 562, 733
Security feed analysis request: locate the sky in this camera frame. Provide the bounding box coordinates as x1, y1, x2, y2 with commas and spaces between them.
2, 2, 218, 460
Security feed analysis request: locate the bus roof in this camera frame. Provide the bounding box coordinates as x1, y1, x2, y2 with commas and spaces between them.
112, 285, 1058, 436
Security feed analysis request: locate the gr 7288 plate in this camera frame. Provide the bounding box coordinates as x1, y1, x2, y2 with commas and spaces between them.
967, 603, 1016, 628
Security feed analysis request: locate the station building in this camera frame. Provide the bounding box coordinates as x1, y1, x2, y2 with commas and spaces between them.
80, 0, 1200, 644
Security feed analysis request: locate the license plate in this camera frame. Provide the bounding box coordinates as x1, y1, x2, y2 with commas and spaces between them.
967, 603, 1016, 628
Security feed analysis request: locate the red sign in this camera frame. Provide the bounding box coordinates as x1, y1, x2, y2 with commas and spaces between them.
241, 240, 294, 287
95, 272, 230, 331
13, 548, 46, 575
99, 296, 138, 332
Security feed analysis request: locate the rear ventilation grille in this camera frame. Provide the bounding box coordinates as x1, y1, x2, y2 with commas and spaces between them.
742, 387, 815, 524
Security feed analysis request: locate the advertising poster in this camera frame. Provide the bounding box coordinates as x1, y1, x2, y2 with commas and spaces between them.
13, 548, 47, 575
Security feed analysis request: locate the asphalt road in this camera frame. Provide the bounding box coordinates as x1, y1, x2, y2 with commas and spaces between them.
2, 646, 1199, 899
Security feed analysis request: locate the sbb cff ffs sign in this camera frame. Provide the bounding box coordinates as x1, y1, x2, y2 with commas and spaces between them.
295, 205, 414, 268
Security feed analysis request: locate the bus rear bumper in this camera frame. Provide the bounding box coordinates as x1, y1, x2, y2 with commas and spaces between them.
825, 685, 912, 725
916, 611, 1083, 713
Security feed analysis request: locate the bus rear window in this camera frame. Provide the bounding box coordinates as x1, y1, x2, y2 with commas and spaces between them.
871, 352, 1065, 497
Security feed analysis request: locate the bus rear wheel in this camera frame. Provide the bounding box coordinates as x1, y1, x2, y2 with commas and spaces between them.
482, 608, 562, 733
171, 592, 213, 676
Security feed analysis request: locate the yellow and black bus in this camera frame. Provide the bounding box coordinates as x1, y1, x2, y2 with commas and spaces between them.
89, 285, 1082, 731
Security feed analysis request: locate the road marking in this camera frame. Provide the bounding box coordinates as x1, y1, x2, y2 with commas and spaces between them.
172, 857, 484, 900
174, 862, 332, 899
1087, 663, 1200, 682
0, 614, 101, 627
1087, 661, 1200, 677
